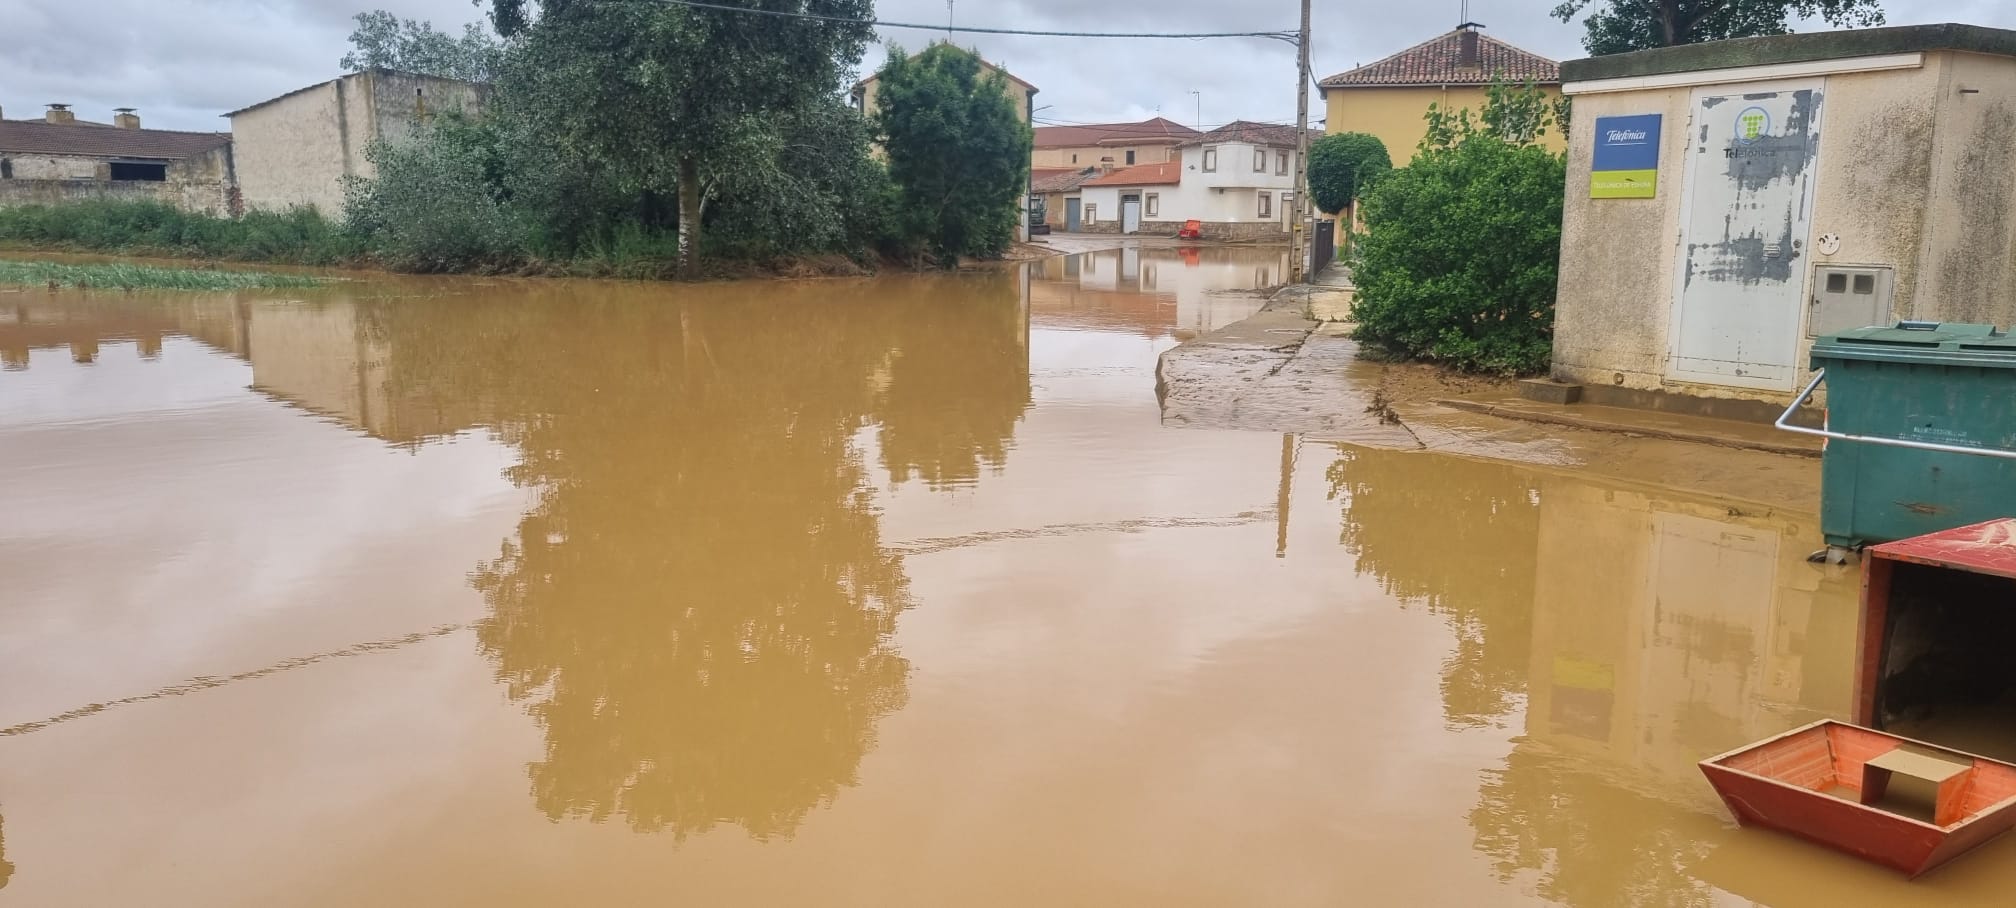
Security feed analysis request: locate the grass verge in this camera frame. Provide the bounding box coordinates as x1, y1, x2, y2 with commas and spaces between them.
0, 259, 326, 291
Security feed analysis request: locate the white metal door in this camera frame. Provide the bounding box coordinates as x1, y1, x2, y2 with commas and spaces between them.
1122, 199, 1142, 234
1669, 83, 1824, 391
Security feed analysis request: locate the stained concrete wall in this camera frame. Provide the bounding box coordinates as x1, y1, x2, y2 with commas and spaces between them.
0, 146, 235, 214
230, 71, 485, 218
1552, 50, 2016, 403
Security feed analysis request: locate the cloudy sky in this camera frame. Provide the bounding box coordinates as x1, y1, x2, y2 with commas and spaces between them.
5, 0, 2016, 133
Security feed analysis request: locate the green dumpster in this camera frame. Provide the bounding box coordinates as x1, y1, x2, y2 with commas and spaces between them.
1782, 322, 2016, 549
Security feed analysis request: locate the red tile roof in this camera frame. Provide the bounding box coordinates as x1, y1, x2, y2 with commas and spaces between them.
0, 119, 230, 159
1186, 120, 1323, 148
1033, 117, 1200, 149
1031, 167, 1099, 193
1083, 162, 1181, 187
1319, 28, 1560, 88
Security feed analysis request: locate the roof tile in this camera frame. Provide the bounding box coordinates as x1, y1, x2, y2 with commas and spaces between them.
1319, 29, 1559, 88
1033, 117, 1200, 149
0, 119, 231, 159
1083, 162, 1181, 187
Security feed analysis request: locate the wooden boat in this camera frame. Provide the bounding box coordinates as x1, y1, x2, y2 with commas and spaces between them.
1700, 720, 2016, 878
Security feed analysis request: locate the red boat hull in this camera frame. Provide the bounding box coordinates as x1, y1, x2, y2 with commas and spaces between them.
1700, 721, 2016, 878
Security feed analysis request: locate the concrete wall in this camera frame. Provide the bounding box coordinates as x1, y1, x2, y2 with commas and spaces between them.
0, 147, 235, 214
1552, 50, 2016, 403
231, 81, 349, 216
1033, 143, 1180, 168
231, 71, 486, 218
1324, 84, 1567, 162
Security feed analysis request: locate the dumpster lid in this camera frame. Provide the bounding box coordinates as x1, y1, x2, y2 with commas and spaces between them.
1810, 322, 2016, 369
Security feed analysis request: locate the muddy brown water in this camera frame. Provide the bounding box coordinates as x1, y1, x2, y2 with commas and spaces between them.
3, 245, 2014, 906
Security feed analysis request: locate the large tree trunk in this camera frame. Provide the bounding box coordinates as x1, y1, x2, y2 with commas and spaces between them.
678, 155, 702, 279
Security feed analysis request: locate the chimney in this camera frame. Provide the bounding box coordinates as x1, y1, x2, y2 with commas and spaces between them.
114, 108, 140, 129
1457, 23, 1483, 70
45, 103, 75, 125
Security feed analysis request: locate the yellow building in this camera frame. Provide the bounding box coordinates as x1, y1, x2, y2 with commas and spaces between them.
851, 44, 1039, 123
1318, 24, 1563, 160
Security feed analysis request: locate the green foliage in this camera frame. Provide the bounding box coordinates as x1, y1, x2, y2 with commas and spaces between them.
1307, 132, 1392, 214
340, 10, 505, 81
0, 259, 325, 291
1350, 83, 1567, 375
874, 44, 1033, 265
0, 200, 359, 265
1551, 0, 1884, 55
344, 113, 528, 272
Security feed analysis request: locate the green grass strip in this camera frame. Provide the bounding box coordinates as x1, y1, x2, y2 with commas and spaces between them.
0, 259, 326, 291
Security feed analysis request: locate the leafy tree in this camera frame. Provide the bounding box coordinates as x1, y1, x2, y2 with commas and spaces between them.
1350, 82, 1566, 374
343, 113, 528, 272
1307, 132, 1391, 215
874, 44, 1034, 265
487, 0, 874, 276
1551, 0, 1884, 55
339, 10, 505, 81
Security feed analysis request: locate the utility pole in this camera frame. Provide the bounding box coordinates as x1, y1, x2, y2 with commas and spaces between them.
1189, 90, 1202, 133
1289, 0, 1312, 283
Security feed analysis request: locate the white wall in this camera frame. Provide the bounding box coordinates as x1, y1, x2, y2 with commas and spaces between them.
1166, 141, 1297, 227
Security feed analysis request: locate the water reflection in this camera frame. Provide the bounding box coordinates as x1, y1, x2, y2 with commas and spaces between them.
1027, 246, 1284, 338
0, 808, 12, 891
344, 275, 1030, 838
1482, 473, 1858, 906
1325, 448, 1540, 729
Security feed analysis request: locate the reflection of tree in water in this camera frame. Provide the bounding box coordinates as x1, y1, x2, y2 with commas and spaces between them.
1325, 448, 1541, 728
874, 282, 1031, 488
0, 808, 13, 891
357, 278, 1028, 840
1471, 746, 1717, 908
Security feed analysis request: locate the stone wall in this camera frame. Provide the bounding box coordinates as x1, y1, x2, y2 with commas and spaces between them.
0, 147, 236, 214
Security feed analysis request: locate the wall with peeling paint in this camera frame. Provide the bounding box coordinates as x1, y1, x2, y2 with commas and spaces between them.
1554, 49, 2016, 404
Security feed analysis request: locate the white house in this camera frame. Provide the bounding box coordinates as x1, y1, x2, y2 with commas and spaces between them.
1073, 121, 1314, 240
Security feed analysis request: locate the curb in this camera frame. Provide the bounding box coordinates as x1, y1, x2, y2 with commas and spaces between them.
1435, 399, 1821, 459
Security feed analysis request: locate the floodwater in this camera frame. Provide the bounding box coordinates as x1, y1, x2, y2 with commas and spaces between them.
2, 244, 2014, 906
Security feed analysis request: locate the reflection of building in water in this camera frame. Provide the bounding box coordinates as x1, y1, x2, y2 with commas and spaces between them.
245, 300, 480, 445
1027, 247, 1286, 338
1525, 477, 1858, 784
0, 297, 247, 369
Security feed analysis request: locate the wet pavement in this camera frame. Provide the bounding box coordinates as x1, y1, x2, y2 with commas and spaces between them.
3, 245, 2015, 905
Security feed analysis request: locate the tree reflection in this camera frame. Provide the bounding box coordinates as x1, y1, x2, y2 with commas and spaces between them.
1325, 448, 1541, 728
1471, 745, 1719, 908
347, 277, 1029, 839
0, 809, 12, 891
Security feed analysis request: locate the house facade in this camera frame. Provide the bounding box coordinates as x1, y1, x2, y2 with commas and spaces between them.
1030, 166, 1099, 232
1319, 24, 1563, 160
226, 69, 486, 216
1031, 117, 1200, 170
0, 105, 236, 214
1075, 122, 1308, 240
1551, 23, 2016, 406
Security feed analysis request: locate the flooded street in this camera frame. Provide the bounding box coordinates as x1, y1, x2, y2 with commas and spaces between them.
5, 245, 2016, 906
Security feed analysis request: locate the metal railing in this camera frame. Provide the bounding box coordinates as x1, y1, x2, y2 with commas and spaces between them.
1775, 369, 2016, 461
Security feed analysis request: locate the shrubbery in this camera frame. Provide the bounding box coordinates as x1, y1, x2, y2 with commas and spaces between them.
1350, 83, 1568, 375
0, 200, 359, 265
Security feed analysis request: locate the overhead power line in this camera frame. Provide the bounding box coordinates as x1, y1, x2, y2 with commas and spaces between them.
642, 0, 1299, 42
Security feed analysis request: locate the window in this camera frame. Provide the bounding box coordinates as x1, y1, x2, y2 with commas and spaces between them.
1255, 149, 1267, 172
0, 158, 10, 179
1202, 148, 1217, 172
1258, 192, 1273, 218
1277, 151, 1289, 175
1145, 193, 1159, 217
1125, 149, 1136, 165
1085, 204, 1098, 225
109, 161, 167, 182
1072, 153, 1078, 163
1281, 193, 1295, 223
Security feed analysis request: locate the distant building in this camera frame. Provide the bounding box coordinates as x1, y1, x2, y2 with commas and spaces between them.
1030, 166, 1100, 232
1318, 23, 1563, 159
852, 44, 1039, 123
1074, 122, 1314, 241
1032, 117, 1200, 170
0, 104, 236, 214
225, 69, 486, 216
